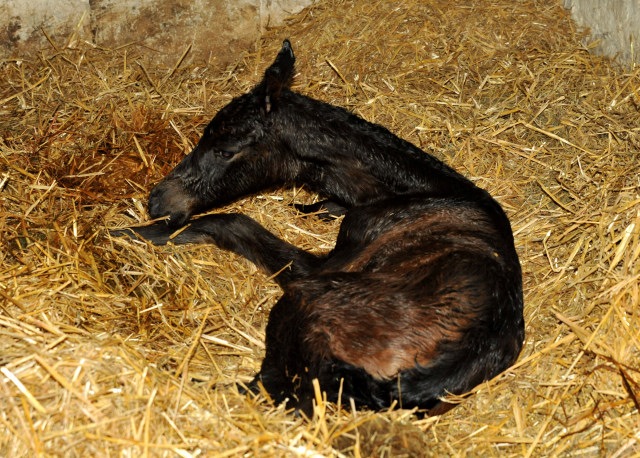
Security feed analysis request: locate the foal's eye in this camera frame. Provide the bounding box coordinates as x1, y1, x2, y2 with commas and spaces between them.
220, 150, 235, 159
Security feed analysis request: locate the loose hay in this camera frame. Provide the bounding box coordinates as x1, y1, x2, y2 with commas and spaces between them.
1, 0, 640, 456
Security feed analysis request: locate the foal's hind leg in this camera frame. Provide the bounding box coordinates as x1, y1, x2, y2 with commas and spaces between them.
294, 200, 348, 219
111, 214, 323, 286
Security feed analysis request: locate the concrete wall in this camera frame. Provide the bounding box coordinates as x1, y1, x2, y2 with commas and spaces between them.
1, 0, 312, 67
1, 0, 90, 52
564, 0, 640, 65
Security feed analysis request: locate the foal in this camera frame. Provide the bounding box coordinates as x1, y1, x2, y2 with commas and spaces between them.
116, 40, 524, 415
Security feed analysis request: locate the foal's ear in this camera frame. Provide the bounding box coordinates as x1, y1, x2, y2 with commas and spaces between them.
257, 39, 296, 114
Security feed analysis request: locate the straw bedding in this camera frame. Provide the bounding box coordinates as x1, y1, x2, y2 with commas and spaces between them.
1, 0, 639, 455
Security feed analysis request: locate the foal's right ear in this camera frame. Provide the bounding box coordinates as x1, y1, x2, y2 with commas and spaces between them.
258, 39, 296, 114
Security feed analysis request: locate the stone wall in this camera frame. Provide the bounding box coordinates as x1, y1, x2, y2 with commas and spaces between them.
564, 0, 639, 65
1, 0, 312, 67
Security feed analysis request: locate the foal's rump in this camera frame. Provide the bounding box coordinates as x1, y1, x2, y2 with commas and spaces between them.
290, 255, 519, 412
284, 200, 522, 410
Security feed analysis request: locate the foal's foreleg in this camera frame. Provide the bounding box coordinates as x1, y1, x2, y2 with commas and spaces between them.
112, 214, 322, 286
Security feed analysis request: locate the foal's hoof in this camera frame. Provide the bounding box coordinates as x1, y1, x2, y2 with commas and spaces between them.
109, 223, 176, 245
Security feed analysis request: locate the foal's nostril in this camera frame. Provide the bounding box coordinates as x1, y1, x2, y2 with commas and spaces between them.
148, 202, 162, 220
147, 189, 164, 219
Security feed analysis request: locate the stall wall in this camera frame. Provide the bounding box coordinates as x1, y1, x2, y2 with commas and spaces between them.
1, 0, 312, 67
564, 0, 639, 64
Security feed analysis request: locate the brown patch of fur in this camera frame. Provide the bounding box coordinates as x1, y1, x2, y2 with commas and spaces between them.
299, 270, 483, 379
346, 206, 501, 273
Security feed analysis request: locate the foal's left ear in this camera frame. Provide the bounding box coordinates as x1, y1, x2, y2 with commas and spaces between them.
257, 39, 296, 114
